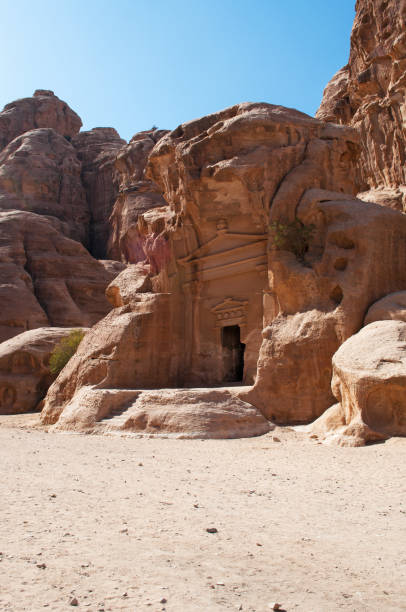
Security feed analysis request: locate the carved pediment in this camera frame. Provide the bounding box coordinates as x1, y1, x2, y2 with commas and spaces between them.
211, 298, 248, 313
178, 227, 267, 281
178, 230, 266, 264
211, 298, 248, 327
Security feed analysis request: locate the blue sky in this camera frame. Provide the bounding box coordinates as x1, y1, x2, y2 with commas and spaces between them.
1, 0, 355, 141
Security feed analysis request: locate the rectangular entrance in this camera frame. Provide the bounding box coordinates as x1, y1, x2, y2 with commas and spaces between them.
221, 325, 245, 383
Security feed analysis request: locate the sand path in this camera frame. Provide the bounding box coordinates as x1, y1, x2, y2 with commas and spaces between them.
0, 416, 405, 611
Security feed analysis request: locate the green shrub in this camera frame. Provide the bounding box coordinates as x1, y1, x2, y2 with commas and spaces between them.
270, 218, 315, 262
49, 329, 85, 375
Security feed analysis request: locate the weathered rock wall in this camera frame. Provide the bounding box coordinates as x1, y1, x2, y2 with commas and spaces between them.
0, 92, 128, 345
41, 103, 364, 431
0, 327, 89, 415
244, 191, 406, 423
0, 128, 89, 244
72, 127, 126, 257
0, 210, 122, 343
317, 0, 406, 210
0, 90, 82, 150
107, 129, 169, 262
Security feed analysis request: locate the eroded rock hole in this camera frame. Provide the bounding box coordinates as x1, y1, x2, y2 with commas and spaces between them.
221, 325, 245, 383
330, 285, 344, 305
329, 232, 355, 249
334, 257, 348, 271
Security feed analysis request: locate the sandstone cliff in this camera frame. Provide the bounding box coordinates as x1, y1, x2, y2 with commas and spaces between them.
3, 6, 406, 442
0, 92, 126, 350
0, 90, 82, 150
107, 129, 169, 262
72, 127, 126, 257
317, 0, 406, 210
41, 103, 366, 432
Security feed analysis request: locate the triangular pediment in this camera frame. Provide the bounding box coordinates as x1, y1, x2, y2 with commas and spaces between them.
178, 230, 266, 265
211, 298, 248, 313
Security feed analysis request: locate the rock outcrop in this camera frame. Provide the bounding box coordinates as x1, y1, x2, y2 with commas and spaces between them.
309, 321, 406, 446
0, 327, 88, 414
0, 128, 89, 244
41, 103, 364, 433
72, 127, 126, 257
317, 0, 406, 211
0, 210, 122, 342
0, 91, 128, 345
46, 386, 271, 439
0, 90, 82, 151
365, 291, 406, 324
107, 129, 168, 262
243, 191, 406, 423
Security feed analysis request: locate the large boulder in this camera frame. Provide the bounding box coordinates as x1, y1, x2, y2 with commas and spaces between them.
0, 128, 89, 244
0, 327, 88, 415
0, 210, 122, 342
0, 90, 82, 151
72, 127, 126, 257
41, 283, 182, 426
309, 321, 406, 446
364, 291, 406, 325
317, 0, 406, 210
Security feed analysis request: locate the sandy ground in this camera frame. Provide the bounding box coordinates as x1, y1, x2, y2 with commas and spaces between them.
0, 415, 405, 612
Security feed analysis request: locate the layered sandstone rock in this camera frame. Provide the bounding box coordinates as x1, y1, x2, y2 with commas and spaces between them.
0, 90, 81, 151
309, 321, 406, 446
107, 129, 168, 262
0, 210, 122, 342
41, 285, 182, 427
0, 128, 89, 244
317, 0, 406, 210
72, 127, 126, 257
47, 386, 270, 439
0, 327, 88, 415
41, 103, 363, 433
243, 191, 406, 423
365, 291, 406, 324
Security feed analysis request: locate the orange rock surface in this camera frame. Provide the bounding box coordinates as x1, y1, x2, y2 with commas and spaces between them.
317, 0, 406, 210
3, 2, 406, 440
0, 89, 81, 150
72, 127, 126, 256
309, 321, 406, 446
0, 327, 88, 414
41, 103, 365, 431
0, 210, 122, 343
0, 128, 89, 244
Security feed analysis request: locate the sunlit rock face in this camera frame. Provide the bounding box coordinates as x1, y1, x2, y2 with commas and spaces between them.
317, 0, 406, 211
243, 192, 406, 423
41, 102, 366, 433
0, 128, 89, 244
0, 327, 89, 415
107, 129, 169, 263
0, 210, 122, 344
309, 321, 406, 446
0, 90, 82, 151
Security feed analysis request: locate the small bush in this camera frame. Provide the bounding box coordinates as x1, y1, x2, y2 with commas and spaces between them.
270, 218, 315, 262
49, 329, 85, 375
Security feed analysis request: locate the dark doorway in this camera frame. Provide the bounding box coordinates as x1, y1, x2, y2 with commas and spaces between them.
221, 325, 245, 383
